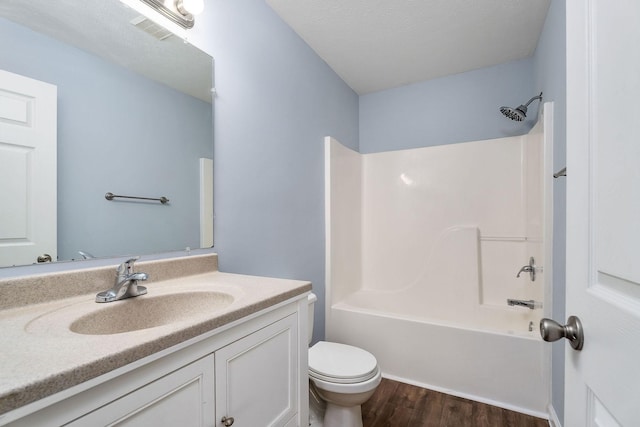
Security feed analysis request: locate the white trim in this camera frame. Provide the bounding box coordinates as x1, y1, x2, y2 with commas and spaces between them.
199, 158, 214, 248
323, 136, 332, 339
547, 402, 562, 427
541, 101, 555, 423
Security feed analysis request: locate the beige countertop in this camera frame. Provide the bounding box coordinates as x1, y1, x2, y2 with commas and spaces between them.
0, 254, 311, 415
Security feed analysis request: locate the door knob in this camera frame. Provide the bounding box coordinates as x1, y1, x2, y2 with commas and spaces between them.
539, 316, 584, 350
221, 416, 234, 426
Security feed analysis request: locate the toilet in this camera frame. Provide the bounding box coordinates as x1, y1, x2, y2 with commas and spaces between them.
307, 293, 381, 427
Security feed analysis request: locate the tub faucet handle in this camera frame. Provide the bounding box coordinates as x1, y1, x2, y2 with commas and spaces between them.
516, 257, 537, 281
516, 265, 533, 276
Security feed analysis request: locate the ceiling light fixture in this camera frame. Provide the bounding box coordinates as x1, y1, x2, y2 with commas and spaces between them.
120, 0, 204, 38
176, 0, 205, 16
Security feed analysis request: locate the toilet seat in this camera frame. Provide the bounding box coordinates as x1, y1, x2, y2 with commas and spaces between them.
309, 341, 379, 384
310, 368, 382, 395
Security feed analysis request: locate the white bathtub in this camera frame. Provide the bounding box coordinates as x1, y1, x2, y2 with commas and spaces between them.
327, 292, 549, 417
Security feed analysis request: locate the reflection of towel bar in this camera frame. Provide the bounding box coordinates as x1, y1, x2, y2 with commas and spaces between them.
553, 167, 567, 178
105, 192, 169, 204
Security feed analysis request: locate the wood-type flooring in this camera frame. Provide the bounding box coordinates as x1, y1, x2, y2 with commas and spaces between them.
361, 378, 549, 427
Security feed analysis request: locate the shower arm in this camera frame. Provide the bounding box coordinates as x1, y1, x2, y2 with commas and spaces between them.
522, 92, 543, 108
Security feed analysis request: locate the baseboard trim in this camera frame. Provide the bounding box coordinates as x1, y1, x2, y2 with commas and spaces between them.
547, 403, 562, 427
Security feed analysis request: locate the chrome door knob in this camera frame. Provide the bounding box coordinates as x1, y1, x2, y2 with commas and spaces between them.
539, 316, 584, 351
221, 416, 234, 426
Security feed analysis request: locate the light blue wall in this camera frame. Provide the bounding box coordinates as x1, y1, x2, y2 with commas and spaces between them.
359, 58, 537, 153
0, 17, 212, 262
533, 1, 567, 424
206, 0, 359, 342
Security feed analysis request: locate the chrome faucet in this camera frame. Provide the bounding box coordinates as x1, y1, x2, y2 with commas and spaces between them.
507, 299, 542, 310
96, 257, 148, 303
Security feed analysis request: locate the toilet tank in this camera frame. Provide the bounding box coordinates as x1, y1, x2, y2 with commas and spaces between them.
307, 293, 317, 345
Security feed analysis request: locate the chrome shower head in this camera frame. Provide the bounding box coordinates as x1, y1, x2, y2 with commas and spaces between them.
500, 105, 527, 121
500, 92, 543, 121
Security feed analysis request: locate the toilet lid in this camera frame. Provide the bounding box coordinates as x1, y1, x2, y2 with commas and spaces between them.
309, 341, 378, 384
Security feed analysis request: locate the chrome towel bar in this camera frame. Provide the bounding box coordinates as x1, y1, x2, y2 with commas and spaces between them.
105, 192, 169, 204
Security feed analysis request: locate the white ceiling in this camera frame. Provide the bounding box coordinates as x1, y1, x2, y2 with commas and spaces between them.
266, 0, 551, 95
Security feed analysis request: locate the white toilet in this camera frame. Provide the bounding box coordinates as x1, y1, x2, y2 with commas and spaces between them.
307, 293, 381, 427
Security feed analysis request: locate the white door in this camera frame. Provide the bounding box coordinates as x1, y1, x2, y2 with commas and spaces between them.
565, 1, 640, 426
0, 69, 57, 266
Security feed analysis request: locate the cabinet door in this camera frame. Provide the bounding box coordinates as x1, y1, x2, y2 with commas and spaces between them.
215, 314, 298, 427
68, 355, 215, 427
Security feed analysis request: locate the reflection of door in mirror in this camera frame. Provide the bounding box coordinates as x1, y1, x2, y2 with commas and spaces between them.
0, 69, 57, 266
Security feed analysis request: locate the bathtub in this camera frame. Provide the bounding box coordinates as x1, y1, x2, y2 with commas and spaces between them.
324, 104, 554, 418
326, 292, 549, 417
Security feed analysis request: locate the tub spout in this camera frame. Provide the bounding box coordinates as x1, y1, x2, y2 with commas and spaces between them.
507, 299, 542, 310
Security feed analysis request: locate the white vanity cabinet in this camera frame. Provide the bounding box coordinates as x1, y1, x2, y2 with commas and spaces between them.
68, 354, 216, 427
6, 300, 305, 427
215, 313, 298, 426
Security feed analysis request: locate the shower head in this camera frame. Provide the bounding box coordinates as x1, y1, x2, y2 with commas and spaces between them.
500, 105, 527, 121
500, 92, 543, 121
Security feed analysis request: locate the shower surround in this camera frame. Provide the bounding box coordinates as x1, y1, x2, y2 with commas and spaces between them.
325, 104, 554, 416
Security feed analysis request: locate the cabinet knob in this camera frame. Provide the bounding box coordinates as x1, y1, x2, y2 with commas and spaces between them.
221, 416, 235, 426
37, 253, 52, 263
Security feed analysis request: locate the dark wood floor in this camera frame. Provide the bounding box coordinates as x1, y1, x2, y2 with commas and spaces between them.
362, 378, 548, 427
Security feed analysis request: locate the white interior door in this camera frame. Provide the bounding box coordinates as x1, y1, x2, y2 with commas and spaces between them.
0, 69, 57, 266
565, 1, 640, 426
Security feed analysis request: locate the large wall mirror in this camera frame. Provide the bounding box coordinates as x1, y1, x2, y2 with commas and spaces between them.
0, 0, 213, 268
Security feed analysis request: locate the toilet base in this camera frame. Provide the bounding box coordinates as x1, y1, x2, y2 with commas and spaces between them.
309, 387, 325, 426
310, 375, 379, 427
324, 402, 363, 427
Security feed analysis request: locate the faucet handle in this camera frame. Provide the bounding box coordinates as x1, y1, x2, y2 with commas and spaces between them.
117, 256, 140, 275
516, 265, 533, 276
516, 257, 537, 281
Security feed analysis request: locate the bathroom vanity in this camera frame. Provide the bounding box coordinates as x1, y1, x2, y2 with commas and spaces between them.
0, 254, 311, 426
